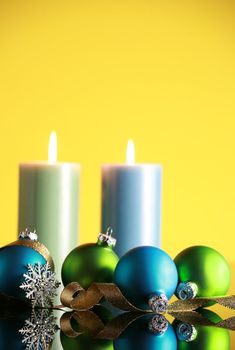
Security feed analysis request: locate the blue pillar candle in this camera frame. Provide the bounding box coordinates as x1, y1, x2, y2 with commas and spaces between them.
101, 140, 162, 257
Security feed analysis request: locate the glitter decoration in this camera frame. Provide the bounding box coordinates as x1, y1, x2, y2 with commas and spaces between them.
148, 314, 169, 335
148, 293, 169, 313
176, 322, 198, 342
19, 309, 59, 349
176, 282, 198, 300
20, 262, 60, 307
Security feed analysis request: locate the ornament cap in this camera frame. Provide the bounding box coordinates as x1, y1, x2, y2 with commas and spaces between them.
176, 281, 198, 300
97, 227, 116, 248
19, 228, 38, 241
148, 293, 168, 313
176, 322, 198, 342
148, 314, 168, 335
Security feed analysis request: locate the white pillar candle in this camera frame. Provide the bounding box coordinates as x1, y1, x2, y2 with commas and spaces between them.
18, 131, 80, 278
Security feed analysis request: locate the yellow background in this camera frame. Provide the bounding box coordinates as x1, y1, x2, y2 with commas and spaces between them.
1, 1, 235, 289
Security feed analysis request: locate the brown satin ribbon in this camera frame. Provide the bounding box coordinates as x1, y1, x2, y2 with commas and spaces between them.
95, 311, 145, 339
60, 282, 235, 314
5, 240, 54, 270
59, 282, 235, 339
60, 310, 235, 340
60, 310, 147, 340
169, 311, 235, 331
168, 295, 235, 313
60, 282, 146, 312
60, 310, 105, 338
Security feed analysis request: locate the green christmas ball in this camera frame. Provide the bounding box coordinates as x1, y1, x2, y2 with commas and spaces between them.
174, 309, 230, 350
60, 331, 113, 350
61, 229, 119, 289
174, 246, 231, 299
60, 305, 113, 350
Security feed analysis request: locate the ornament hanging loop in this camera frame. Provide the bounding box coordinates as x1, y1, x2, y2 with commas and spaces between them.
98, 226, 116, 248
20, 228, 38, 241
106, 226, 113, 236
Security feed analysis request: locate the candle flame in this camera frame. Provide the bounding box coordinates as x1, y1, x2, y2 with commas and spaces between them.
48, 131, 57, 163
126, 139, 135, 165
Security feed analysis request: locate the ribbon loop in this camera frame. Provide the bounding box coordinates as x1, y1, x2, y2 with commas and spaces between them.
60, 310, 105, 338
61, 282, 145, 312
60, 282, 84, 308
60, 312, 82, 338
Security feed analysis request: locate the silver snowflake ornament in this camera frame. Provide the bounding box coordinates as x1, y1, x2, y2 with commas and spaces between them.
20, 262, 60, 307
19, 309, 59, 350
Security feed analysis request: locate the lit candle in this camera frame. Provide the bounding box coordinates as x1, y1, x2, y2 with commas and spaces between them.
18, 131, 80, 278
101, 139, 162, 257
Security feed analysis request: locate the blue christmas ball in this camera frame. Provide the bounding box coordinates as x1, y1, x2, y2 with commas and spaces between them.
113, 314, 177, 350
0, 229, 54, 301
114, 246, 178, 311
0, 310, 31, 350
0, 245, 47, 300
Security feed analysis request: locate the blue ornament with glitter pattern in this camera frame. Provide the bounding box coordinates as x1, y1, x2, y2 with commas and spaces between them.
114, 246, 178, 312
0, 229, 52, 300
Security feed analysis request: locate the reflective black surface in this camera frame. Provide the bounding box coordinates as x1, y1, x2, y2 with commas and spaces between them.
0, 294, 234, 350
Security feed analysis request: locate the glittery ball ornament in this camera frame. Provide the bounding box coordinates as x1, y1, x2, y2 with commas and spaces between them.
61, 227, 119, 288
114, 246, 178, 312
0, 228, 54, 300
174, 245, 231, 300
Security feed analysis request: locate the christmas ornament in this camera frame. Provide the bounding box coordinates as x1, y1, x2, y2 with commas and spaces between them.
60, 305, 113, 350
0, 309, 31, 350
0, 228, 54, 300
113, 314, 177, 350
114, 246, 178, 312
61, 331, 113, 350
148, 314, 169, 335
20, 262, 60, 307
174, 309, 230, 350
175, 322, 198, 342
174, 246, 231, 300
19, 309, 59, 350
62, 227, 119, 289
